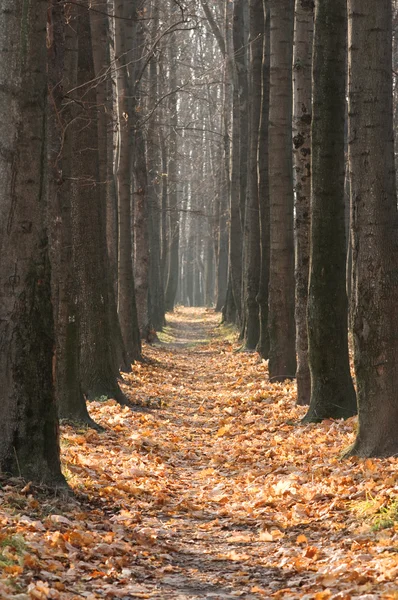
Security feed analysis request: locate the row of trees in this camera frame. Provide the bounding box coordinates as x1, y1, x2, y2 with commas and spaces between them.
0, 0, 196, 484
0, 0, 397, 485
196, 0, 398, 458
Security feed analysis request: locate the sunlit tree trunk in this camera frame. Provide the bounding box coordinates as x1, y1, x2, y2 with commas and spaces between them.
106, 0, 119, 293
267, 0, 296, 381
303, 0, 357, 422
114, 0, 141, 362
160, 126, 169, 286
0, 0, 64, 483
131, 2, 151, 338
347, 0, 398, 456
90, 0, 128, 371
203, 0, 230, 313
147, 1, 165, 330
293, 0, 313, 405
164, 30, 180, 312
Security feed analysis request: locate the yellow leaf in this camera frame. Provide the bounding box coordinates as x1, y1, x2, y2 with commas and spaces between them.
215, 424, 232, 437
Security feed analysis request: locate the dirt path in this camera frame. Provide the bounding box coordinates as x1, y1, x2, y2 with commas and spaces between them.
131, 309, 290, 599
3, 307, 398, 599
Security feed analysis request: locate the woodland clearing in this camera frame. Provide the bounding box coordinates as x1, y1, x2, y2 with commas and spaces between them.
1, 307, 398, 599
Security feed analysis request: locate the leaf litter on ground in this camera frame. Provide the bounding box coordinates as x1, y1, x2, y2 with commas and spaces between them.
1, 307, 398, 599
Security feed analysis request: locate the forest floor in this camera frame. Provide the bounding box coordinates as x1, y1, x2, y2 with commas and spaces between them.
2, 308, 398, 599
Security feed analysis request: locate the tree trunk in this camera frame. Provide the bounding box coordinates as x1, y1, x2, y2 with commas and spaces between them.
201, 0, 229, 313
244, 0, 263, 350
215, 177, 229, 312
303, 0, 357, 422
257, 1, 271, 359
50, 1, 96, 426
131, 4, 151, 339
160, 128, 169, 291
347, 0, 398, 456
71, 1, 128, 403
0, 0, 64, 483
293, 0, 313, 405
164, 32, 180, 312
114, 0, 142, 362
147, 1, 165, 331
90, 0, 129, 372
229, 15, 243, 324
267, 0, 296, 381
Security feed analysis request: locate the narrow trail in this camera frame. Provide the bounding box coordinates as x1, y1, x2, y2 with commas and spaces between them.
3, 308, 398, 599
129, 308, 290, 598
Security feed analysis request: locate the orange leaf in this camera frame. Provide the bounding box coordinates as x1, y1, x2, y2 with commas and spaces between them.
304, 545, 318, 558
296, 534, 308, 545
3, 564, 23, 575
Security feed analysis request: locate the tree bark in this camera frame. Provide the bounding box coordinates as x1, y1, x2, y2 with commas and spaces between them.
164, 31, 180, 312
303, 0, 357, 422
114, 0, 142, 362
71, 1, 128, 403
90, 0, 129, 372
293, 0, 314, 405
0, 0, 64, 483
147, 1, 165, 331
49, 1, 97, 426
267, 0, 296, 381
243, 0, 263, 349
228, 1, 243, 325
257, 0, 271, 359
131, 2, 151, 339
347, 0, 398, 456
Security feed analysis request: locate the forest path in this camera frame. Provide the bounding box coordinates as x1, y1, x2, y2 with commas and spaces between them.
3, 308, 398, 599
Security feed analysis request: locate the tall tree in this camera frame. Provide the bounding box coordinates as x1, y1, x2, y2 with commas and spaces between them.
200, 1, 229, 314
114, 0, 142, 362
226, 0, 244, 324
257, 0, 271, 359
292, 0, 314, 405
71, 1, 129, 403
267, 0, 296, 380
303, 0, 357, 422
243, 0, 263, 350
90, 0, 129, 372
147, 1, 166, 330
131, 0, 151, 339
347, 0, 398, 456
50, 0, 96, 426
0, 0, 64, 483
164, 29, 180, 312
